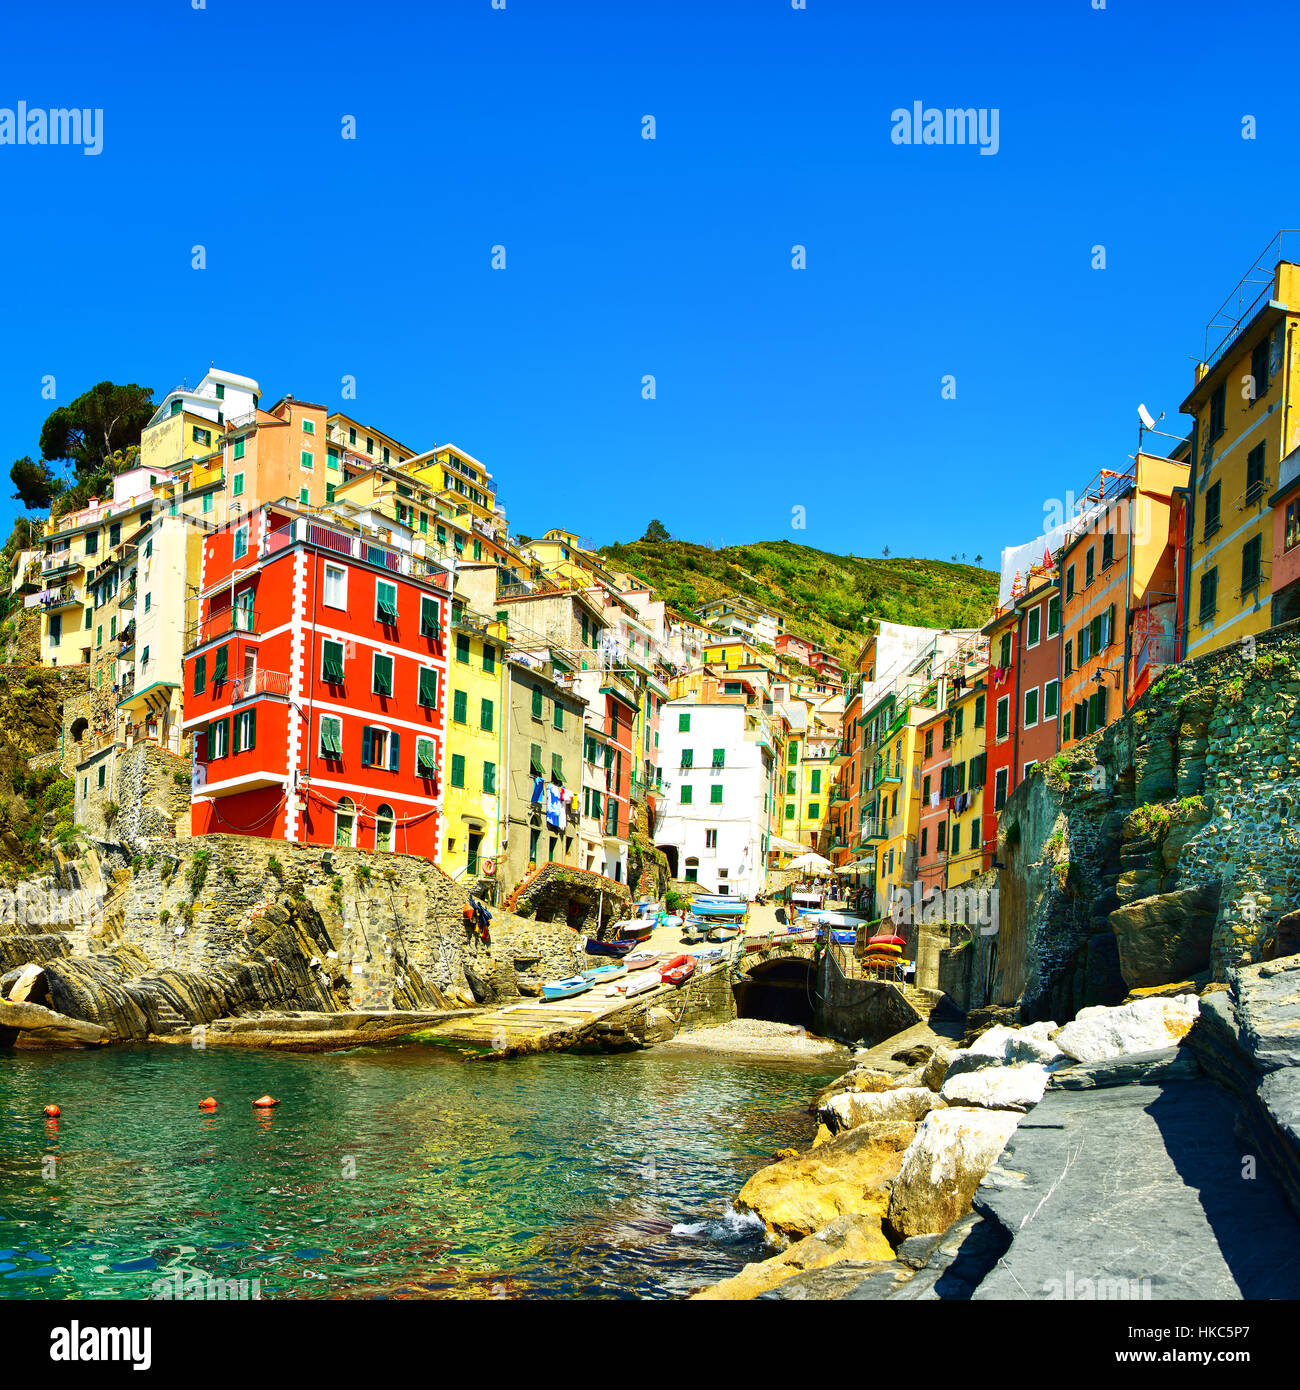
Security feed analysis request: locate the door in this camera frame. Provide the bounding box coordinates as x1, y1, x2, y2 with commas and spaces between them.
467, 833, 482, 876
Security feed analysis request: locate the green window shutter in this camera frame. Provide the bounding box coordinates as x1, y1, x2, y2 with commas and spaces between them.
531, 685, 543, 718
483, 761, 496, 794
361, 727, 373, 766
530, 742, 544, 775
374, 654, 393, 695
456, 633, 470, 663
680, 784, 693, 804
377, 583, 398, 623
681, 748, 693, 768
213, 645, 228, 682
710, 784, 723, 804
811, 770, 821, 793
326, 483, 336, 504
321, 718, 342, 758
193, 655, 206, 695
678, 712, 690, 732
480, 698, 493, 731
786, 771, 795, 794
451, 753, 465, 788
323, 641, 345, 681
453, 689, 468, 723
482, 645, 495, 674
553, 702, 563, 731
417, 739, 436, 776
421, 596, 438, 637
552, 752, 564, 784
419, 668, 437, 707
389, 730, 400, 773
712, 748, 724, 768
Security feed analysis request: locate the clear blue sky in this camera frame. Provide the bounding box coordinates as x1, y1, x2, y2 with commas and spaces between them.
1, 0, 1295, 567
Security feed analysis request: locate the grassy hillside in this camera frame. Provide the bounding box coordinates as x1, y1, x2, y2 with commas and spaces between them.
599, 539, 998, 667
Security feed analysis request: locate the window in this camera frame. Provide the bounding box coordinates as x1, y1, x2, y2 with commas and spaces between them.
233, 524, 248, 560
1286, 499, 1300, 553
1246, 443, 1267, 504
942, 720, 951, 749
1204, 481, 1221, 540
1250, 335, 1271, 401
529, 742, 544, 776
418, 667, 438, 707
1065, 564, 1075, 600
322, 640, 345, 682
232, 471, 245, 497
372, 652, 394, 696
1079, 623, 1091, 664
789, 743, 798, 763
711, 748, 725, 768
998, 631, 1013, 669
1062, 711, 1071, 742
811, 769, 821, 793
233, 708, 256, 754
416, 737, 437, 777
994, 767, 1008, 811
924, 729, 933, 758
1241, 534, 1263, 592
98, 765, 106, 790
300, 450, 314, 470
531, 685, 543, 718
920, 827, 928, 856
1085, 546, 1095, 586
785, 802, 795, 819
710, 784, 723, 804
553, 702, 564, 732
480, 697, 494, 732
937, 821, 946, 852
954, 708, 963, 738
974, 694, 985, 728
335, 797, 356, 849
1024, 687, 1039, 728
1101, 529, 1114, 570
1046, 595, 1060, 637
482, 643, 495, 674
450, 753, 465, 788
681, 748, 694, 769
192, 426, 211, 447
421, 596, 439, 638
483, 761, 496, 794
365, 436, 374, 455
678, 712, 690, 732
951, 823, 961, 856
453, 689, 468, 723
212, 644, 228, 683
375, 804, 395, 852
208, 717, 229, 759
319, 715, 343, 759
233, 437, 245, 461
680, 784, 693, 804
1026, 606, 1041, 647
1199, 567, 1218, 624
302, 418, 315, 435
552, 752, 565, 784
1044, 680, 1059, 720
922, 773, 931, 801
1208, 380, 1226, 442
376, 581, 398, 624
96, 624, 102, 649
142, 645, 150, 666
807, 802, 819, 819
1064, 639, 1073, 675
705, 828, 718, 849
786, 770, 796, 794
362, 726, 400, 771
348, 427, 357, 445
193, 654, 206, 695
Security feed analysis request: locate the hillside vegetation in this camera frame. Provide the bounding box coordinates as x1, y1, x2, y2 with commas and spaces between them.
600, 539, 998, 667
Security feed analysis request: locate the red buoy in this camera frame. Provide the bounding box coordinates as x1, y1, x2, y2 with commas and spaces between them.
251, 1095, 279, 1108
198, 1097, 218, 1111
43, 1104, 60, 1118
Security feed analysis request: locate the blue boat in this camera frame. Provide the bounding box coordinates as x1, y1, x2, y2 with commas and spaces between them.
583, 937, 636, 957
581, 963, 627, 985
541, 975, 593, 1001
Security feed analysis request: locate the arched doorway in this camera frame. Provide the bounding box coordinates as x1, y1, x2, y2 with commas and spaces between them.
734, 957, 816, 1029
657, 844, 678, 879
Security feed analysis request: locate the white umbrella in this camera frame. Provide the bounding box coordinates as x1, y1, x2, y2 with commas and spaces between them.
787, 851, 832, 875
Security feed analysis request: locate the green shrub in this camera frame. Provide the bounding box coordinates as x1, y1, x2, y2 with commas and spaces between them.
267, 856, 284, 882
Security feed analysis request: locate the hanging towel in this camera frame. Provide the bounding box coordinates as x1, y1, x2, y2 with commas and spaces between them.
531, 775, 544, 805
545, 783, 564, 829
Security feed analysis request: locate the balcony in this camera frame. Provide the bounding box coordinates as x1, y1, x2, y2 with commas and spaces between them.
34, 584, 82, 612
229, 668, 290, 701
41, 553, 81, 580
265, 517, 450, 587
117, 620, 136, 648
186, 606, 261, 648
1134, 633, 1180, 685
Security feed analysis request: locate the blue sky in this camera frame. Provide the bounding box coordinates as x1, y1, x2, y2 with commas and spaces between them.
0, 0, 1295, 568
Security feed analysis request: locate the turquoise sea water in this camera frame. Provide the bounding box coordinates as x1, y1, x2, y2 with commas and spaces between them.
0, 1044, 840, 1299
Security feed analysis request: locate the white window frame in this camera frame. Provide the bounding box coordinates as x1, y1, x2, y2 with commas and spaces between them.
1043, 679, 1059, 721
995, 694, 1010, 742
994, 766, 1008, 808
1023, 686, 1040, 728
323, 563, 348, 610
367, 726, 390, 768
1023, 760, 1038, 779
302, 419, 316, 436
415, 735, 437, 777
1025, 604, 1041, 649
372, 650, 394, 695
319, 714, 343, 759
300, 449, 314, 470
209, 720, 229, 759
375, 579, 398, 623
417, 662, 439, 708
234, 708, 255, 753
232, 523, 249, 560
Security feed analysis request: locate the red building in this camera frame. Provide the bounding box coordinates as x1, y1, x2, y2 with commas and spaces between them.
982, 604, 1020, 869
1014, 571, 1061, 780
915, 705, 950, 899
183, 503, 450, 858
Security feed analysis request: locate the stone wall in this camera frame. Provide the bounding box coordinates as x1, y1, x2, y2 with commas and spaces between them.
997, 624, 1300, 1022
504, 861, 632, 933
115, 742, 191, 843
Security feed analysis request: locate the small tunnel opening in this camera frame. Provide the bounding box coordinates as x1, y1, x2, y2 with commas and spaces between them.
734, 958, 816, 1030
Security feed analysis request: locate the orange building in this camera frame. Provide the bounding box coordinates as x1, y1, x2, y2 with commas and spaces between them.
218, 397, 333, 514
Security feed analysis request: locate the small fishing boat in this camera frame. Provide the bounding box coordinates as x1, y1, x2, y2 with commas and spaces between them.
681, 919, 707, 943
829, 929, 858, 946
659, 954, 696, 987
582, 962, 627, 985
583, 936, 636, 957
610, 971, 660, 998
617, 920, 654, 943
707, 924, 741, 942
541, 975, 593, 1001
624, 953, 661, 972
659, 913, 683, 929
691, 946, 725, 963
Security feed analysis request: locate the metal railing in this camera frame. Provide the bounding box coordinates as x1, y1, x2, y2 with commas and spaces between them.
186, 607, 260, 647
229, 668, 290, 700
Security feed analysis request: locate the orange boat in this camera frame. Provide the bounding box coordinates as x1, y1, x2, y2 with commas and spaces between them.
659, 954, 696, 987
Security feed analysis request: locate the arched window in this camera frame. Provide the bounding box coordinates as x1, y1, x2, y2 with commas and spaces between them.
335, 796, 356, 849
375, 804, 395, 852
684, 855, 699, 884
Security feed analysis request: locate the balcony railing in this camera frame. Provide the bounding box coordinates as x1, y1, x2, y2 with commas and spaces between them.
41, 552, 81, 576
229, 669, 290, 700
265, 518, 449, 586
1134, 633, 1181, 684
186, 607, 260, 648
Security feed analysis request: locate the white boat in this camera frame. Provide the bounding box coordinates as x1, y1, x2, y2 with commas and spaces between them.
609, 971, 660, 998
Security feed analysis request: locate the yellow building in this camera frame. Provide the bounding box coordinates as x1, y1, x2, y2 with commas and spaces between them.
326, 413, 418, 472
442, 608, 509, 885
780, 720, 835, 848
406, 443, 499, 525
1183, 251, 1300, 659
702, 635, 777, 673
943, 664, 989, 890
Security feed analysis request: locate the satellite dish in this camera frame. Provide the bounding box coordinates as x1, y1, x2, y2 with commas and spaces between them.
1137, 403, 1157, 431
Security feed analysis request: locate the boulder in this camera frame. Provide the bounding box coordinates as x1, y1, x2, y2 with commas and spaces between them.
755, 1259, 914, 1301
943, 1022, 1063, 1078
886, 1107, 1022, 1240
691, 1212, 894, 1300
921, 1046, 955, 1092
1108, 884, 1219, 988
1263, 910, 1300, 962
821, 1086, 943, 1133
811, 1066, 901, 1111
1053, 994, 1200, 1063
0, 997, 110, 1048
940, 1062, 1050, 1112
735, 1120, 916, 1243
1048, 1046, 1201, 1090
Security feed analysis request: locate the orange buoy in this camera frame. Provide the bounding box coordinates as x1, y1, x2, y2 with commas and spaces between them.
43, 1104, 60, 1118
198, 1097, 218, 1111
251, 1095, 279, 1108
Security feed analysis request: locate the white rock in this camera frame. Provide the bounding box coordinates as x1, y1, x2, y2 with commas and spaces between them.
943, 1023, 1065, 1079
940, 1062, 1050, 1112
1052, 994, 1200, 1064
821, 1086, 943, 1132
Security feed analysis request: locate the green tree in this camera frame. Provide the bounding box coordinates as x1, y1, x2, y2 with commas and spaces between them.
9, 456, 60, 511
38, 381, 153, 483
641, 519, 671, 543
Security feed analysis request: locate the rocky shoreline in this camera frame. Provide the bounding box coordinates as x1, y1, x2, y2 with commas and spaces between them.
691, 958, 1300, 1300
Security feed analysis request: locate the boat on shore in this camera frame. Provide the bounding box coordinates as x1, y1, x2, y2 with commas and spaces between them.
610, 971, 660, 998
615, 920, 654, 944
541, 975, 592, 1001
581, 963, 627, 985
624, 953, 661, 972
659, 954, 697, 987
583, 937, 636, 957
